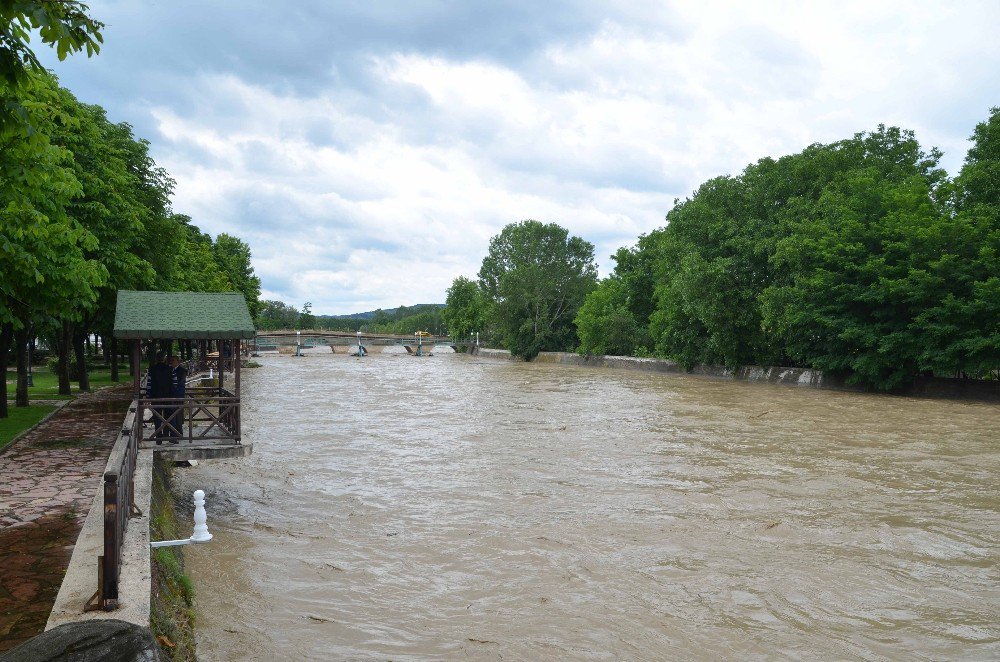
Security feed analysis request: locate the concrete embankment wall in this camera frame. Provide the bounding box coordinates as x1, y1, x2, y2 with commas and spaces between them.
471, 348, 1000, 401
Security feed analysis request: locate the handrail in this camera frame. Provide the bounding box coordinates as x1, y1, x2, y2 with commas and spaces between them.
87, 404, 141, 611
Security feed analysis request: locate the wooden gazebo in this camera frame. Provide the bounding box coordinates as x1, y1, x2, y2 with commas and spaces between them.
113, 290, 255, 458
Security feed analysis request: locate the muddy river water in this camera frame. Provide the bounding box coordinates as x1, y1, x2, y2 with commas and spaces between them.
178, 352, 999, 660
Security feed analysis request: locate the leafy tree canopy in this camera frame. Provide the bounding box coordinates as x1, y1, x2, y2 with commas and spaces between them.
577, 115, 998, 390
478, 220, 597, 359
442, 276, 486, 342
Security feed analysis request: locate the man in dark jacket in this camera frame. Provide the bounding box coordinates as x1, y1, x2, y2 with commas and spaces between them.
167, 356, 188, 442
148, 353, 172, 444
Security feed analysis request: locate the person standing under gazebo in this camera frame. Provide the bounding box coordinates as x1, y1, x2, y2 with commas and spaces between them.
148, 352, 172, 444
167, 355, 187, 443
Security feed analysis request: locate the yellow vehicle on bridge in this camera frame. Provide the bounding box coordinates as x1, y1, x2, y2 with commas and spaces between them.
415, 330, 432, 337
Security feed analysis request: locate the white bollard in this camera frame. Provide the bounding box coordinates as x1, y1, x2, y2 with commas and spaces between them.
190, 489, 213, 543
150, 489, 214, 547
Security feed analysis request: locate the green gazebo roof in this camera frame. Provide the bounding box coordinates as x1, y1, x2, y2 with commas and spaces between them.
114, 290, 256, 340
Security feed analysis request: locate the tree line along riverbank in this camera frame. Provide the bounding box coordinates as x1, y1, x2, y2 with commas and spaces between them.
1, 7, 263, 424
445, 110, 1000, 393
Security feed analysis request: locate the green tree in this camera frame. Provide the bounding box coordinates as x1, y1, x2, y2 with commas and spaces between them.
911, 108, 1000, 378
575, 277, 642, 356
213, 233, 262, 320
298, 302, 315, 330
478, 220, 597, 359
442, 276, 486, 341
0, 1, 103, 84
1, 1, 103, 131
575, 230, 666, 357
169, 217, 230, 292
257, 300, 299, 330
47, 83, 161, 391
750, 127, 952, 388
0, 72, 105, 410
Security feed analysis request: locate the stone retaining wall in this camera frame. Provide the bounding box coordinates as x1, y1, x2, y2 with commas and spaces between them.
470, 348, 999, 401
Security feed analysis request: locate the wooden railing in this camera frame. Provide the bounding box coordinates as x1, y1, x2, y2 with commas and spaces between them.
135, 386, 241, 444
88, 404, 141, 611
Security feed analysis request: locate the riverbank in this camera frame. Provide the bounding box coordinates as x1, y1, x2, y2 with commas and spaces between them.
150, 457, 198, 661
470, 348, 1000, 401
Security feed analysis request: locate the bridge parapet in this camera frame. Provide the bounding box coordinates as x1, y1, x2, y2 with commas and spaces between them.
255, 331, 469, 347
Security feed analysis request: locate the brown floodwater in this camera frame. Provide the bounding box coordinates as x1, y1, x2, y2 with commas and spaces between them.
177, 352, 999, 660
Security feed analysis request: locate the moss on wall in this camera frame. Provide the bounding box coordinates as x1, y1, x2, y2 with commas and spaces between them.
149, 457, 197, 661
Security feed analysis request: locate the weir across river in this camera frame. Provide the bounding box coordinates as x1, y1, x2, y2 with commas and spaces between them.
176, 351, 999, 660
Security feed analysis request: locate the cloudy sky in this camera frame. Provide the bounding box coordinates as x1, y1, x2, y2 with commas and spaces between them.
39, 1, 1000, 314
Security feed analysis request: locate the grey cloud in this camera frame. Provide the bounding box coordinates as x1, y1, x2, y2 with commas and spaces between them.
32, 0, 1000, 314
714, 26, 820, 100
45, 2, 623, 101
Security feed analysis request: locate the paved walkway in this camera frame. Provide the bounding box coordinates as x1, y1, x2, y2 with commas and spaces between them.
0, 386, 132, 652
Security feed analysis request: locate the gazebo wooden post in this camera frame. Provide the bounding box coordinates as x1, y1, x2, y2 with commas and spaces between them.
234, 340, 241, 395
131, 340, 141, 398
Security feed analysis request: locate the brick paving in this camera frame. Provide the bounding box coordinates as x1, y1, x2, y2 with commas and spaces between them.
0, 386, 132, 652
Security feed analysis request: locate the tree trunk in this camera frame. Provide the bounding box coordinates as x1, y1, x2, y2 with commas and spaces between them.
73, 329, 90, 392
110, 336, 119, 382
56, 320, 72, 395
15, 326, 29, 407
0, 323, 12, 419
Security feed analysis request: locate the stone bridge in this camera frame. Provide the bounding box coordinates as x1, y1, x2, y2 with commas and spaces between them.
253, 331, 468, 353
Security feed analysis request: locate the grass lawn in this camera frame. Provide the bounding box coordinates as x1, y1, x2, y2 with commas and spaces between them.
0, 404, 57, 452
5, 366, 122, 400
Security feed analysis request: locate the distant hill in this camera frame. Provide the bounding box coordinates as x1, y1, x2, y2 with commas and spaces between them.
318, 304, 444, 321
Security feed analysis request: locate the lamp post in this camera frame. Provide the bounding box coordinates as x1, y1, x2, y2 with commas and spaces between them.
295, 330, 301, 357
356, 330, 363, 357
